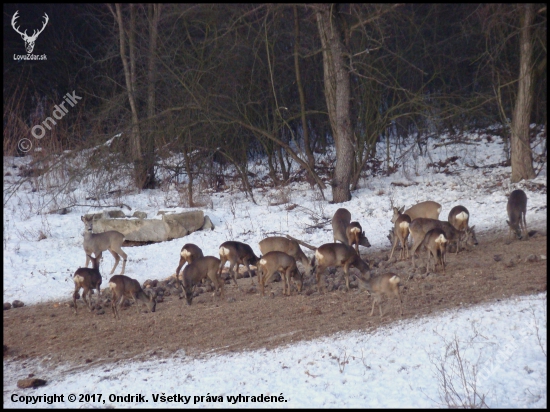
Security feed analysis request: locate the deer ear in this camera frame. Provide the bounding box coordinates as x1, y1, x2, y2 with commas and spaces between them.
399, 206, 405, 213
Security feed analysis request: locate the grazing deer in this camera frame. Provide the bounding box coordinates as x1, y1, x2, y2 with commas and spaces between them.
175, 243, 204, 277
392, 201, 442, 222
311, 243, 370, 293
409, 218, 477, 268
73, 255, 102, 314
389, 212, 412, 261
258, 251, 302, 296
507, 189, 528, 240
218, 241, 260, 287
108, 275, 157, 319
421, 228, 447, 274
332, 208, 371, 253
357, 273, 403, 317
448, 205, 472, 253
177, 256, 225, 305
259, 236, 312, 274
81, 215, 127, 275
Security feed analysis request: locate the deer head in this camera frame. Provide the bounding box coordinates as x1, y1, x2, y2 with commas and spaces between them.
12, 11, 49, 54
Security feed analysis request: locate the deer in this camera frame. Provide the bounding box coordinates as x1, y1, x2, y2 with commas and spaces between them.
409, 218, 478, 268
258, 236, 311, 274
11, 11, 49, 54
392, 200, 442, 222
507, 189, 528, 240
108, 275, 157, 319
258, 251, 303, 296
81, 215, 127, 276
72, 255, 102, 314
448, 205, 473, 253
175, 243, 204, 277
310, 243, 370, 293
177, 256, 225, 305
356, 273, 403, 317
421, 228, 448, 274
388, 212, 412, 261
218, 241, 260, 287
332, 208, 371, 253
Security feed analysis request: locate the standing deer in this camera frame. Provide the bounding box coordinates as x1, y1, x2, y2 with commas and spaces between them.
421, 228, 447, 274
218, 241, 260, 287
81, 215, 127, 275
177, 256, 225, 305
175, 243, 204, 277
73, 255, 102, 314
392, 200, 442, 222
258, 251, 303, 296
409, 218, 477, 268
259, 236, 311, 273
507, 189, 528, 240
448, 205, 472, 253
389, 211, 412, 261
357, 273, 403, 317
332, 208, 371, 253
310, 243, 370, 293
109, 275, 157, 319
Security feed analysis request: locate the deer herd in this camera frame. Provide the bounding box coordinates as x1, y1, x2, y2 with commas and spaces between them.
73, 189, 529, 320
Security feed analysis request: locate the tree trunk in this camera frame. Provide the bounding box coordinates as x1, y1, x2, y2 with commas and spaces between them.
316, 4, 354, 203
142, 4, 161, 189
510, 3, 536, 183
293, 6, 316, 172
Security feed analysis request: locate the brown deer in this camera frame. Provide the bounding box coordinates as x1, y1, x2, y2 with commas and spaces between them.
177, 256, 225, 305
311, 243, 370, 293
332, 208, 371, 253
409, 218, 477, 268
218, 241, 260, 287
73, 255, 102, 314
507, 189, 528, 240
421, 228, 447, 274
258, 251, 302, 296
448, 205, 472, 253
389, 211, 412, 261
259, 236, 311, 273
357, 273, 403, 317
81, 215, 127, 275
392, 201, 442, 222
108, 275, 157, 319
175, 243, 204, 277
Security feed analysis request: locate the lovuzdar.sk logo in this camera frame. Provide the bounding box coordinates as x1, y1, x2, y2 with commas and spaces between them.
12, 10, 49, 60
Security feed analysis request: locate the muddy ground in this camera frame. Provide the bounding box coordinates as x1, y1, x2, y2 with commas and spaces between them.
3, 225, 547, 370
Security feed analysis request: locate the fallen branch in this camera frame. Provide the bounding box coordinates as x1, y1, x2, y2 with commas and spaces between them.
286, 235, 317, 251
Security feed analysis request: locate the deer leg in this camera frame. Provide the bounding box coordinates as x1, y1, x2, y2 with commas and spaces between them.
176, 256, 186, 277
107, 250, 120, 275
403, 234, 410, 259
244, 262, 255, 285
389, 234, 399, 260
343, 264, 351, 291
114, 247, 128, 275
369, 295, 377, 316
410, 239, 422, 268
315, 266, 326, 294
73, 286, 80, 314
228, 262, 239, 287
84, 254, 91, 268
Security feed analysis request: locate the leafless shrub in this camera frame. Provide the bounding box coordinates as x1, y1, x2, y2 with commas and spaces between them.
268, 187, 292, 206
431, 335, 489, 409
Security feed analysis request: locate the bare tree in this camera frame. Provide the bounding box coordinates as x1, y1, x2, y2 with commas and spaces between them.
315, 4, 354, 203
510, 3, 536, 183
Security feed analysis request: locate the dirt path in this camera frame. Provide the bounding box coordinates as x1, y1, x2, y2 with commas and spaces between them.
3, 227, 547, 370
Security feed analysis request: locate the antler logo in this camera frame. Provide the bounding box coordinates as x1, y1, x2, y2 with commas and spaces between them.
11, 11, 49, 54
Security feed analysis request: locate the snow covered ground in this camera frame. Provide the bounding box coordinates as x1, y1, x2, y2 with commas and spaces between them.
3, 129, 547, 408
